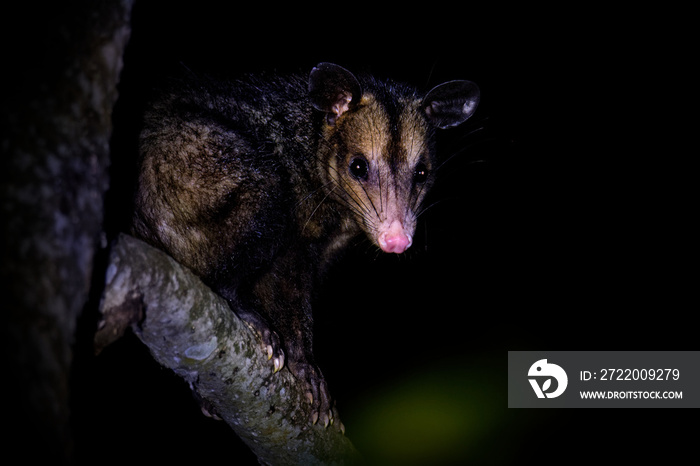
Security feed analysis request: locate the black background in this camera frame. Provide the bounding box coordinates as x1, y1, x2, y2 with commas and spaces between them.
73, 2, 693, 465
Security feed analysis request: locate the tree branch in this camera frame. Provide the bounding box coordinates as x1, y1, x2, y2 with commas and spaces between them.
98, 234, 363, 465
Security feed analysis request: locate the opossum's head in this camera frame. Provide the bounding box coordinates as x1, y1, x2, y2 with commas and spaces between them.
310, 63, 479, 253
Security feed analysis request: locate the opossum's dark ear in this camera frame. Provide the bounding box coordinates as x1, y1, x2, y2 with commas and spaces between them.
309, 63, 362, 125
422, 80, 480, 129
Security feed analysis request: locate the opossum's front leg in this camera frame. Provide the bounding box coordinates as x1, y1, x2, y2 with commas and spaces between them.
243, 303, 335, 426
235, 306, 285, 373
281, 326, 337, 427
284, 331, 335, 427
218, 289, 286, 374
253, 255, 337, 427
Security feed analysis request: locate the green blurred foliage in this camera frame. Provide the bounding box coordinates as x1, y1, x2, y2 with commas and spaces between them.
343, 354, 550, 465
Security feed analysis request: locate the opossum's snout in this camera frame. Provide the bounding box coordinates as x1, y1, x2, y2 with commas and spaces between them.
377, 219, 412, 254
361, 185, 418, 255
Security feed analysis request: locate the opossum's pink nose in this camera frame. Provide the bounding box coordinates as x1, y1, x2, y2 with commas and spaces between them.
378, 221, 413, 254
381, 234, 411, 253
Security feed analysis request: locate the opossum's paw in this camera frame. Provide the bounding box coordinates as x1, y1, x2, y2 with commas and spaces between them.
261, 327, 285, 374
288, 360, 339, 429
239, 312, 285, 373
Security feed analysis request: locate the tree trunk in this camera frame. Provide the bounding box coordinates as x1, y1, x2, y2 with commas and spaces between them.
2, 1, 134, 462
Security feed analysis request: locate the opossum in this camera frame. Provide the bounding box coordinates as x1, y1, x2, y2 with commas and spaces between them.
131, 62, 479, 426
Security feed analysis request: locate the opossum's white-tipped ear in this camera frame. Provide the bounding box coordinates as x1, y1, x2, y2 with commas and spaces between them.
309, 63, 362, 125
423, 80, 480, 129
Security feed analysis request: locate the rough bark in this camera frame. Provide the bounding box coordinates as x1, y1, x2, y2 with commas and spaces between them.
98, 234, 364, 465
1, 1, 134, 462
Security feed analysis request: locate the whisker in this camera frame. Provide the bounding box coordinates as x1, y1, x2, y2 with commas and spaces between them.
335, 196, 368, 223
295, 158, 372, 234
415, 198, 446, 219
295, 179, 335, 210
316, 145, 381, 229
302, 184, 338, 232
378, 167, 384, 216
331, 170, 373, 219
317, 148, 374, 217
363, 114, 384, 217
358, 180, 381, 220
433, 123, 489, 173
330, 183, 378, 229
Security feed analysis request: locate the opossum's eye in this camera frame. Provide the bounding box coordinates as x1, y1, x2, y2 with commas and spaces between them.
414, 162, 429, 184
349, 156, 369, 181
